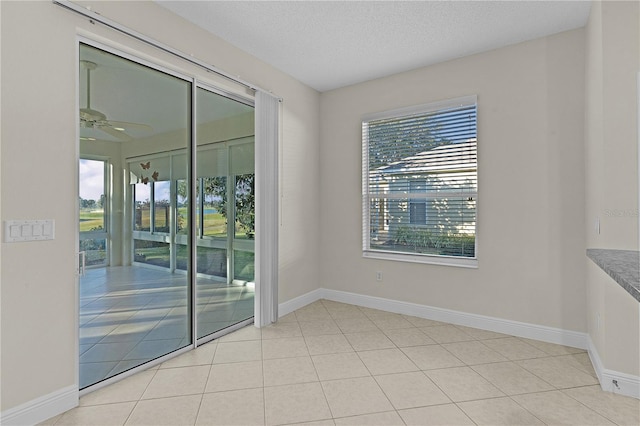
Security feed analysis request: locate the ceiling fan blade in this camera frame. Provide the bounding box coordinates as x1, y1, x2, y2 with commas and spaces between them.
99, 125, 133, 141
80, 61, 147, 139
107, 120, 153, 132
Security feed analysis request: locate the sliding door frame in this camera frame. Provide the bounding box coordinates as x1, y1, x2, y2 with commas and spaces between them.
76, 36, 261, 395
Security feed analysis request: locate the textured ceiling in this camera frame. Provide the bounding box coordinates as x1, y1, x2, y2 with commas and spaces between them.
158, 1, 591, 92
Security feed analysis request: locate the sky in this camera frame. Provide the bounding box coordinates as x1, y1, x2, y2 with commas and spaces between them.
79, 159, 104, 201
80, 158, 172, 203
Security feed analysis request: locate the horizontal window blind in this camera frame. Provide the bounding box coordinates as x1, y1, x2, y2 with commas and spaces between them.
362, 96, 477, 261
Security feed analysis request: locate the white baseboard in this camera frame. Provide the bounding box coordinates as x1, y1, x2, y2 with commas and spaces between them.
320, 288, 589, 349
588, 335, 640, 399
1, 385, 78, 426
278, 288, 324, 318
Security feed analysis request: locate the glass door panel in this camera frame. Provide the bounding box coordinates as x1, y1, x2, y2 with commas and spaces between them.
79, 43, 191, 389
196, 87, 255, 339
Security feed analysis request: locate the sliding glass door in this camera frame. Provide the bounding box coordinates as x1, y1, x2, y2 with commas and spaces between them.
196, 86, 255, 338
78, 43, 255, 390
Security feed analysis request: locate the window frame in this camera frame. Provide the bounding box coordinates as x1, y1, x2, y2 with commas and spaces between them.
361, 95, 478, 268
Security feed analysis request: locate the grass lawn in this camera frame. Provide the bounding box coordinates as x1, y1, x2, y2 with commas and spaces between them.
85, 207, 242, 237
79, 209, 104, 232
177, 207, 229, 237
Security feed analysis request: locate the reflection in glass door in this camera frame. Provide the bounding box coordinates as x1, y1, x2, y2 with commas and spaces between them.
79, 158, 108, 267
78, 43, 191, 389
195, 87, 255, 340
78, 43, 256, 389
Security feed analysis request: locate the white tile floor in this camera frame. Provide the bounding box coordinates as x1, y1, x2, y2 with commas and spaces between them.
44, 299, 639, 425
80, 267, 254, 388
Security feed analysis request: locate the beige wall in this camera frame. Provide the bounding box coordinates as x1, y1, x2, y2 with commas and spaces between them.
319, 29, 587, 331
0, 0, 320, 411
585, 1, 639, 250
584, 1, 640, 377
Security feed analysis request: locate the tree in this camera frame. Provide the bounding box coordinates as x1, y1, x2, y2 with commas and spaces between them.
176, 180, 188, 206
204, 174, 255, 237
367, 115, 445, 170
234, 174, 255, 236
204, 177, 227, 216
175, 175, 255, 237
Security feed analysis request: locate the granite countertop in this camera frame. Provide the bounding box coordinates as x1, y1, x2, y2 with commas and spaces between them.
587, 249, 640, 303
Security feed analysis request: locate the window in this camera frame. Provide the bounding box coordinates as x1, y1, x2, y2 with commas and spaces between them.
79, 158, 108, 267
134, 183, 151, 232
201, 176, 227, 238
409, 180, 427, 225
154, 181, 171, 233
362, 95, 477, 267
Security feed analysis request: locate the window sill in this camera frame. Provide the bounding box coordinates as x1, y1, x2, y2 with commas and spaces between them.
363, 250, 478, 268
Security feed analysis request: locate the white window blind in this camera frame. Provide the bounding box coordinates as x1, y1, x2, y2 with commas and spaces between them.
362, 95, 478, 265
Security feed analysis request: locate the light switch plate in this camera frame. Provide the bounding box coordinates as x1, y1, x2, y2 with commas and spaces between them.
4, 220, 55, 242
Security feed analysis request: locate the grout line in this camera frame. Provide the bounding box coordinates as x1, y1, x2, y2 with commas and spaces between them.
119, 366, 159, 426
508, 392, 546, 424
506, 392, 555, 426
192, 392, 205, 426
559, 386, 625, 425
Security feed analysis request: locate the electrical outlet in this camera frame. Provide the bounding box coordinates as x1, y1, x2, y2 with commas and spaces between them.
376, 271, 383, 282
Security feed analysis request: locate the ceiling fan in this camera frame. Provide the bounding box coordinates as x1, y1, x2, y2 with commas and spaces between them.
80, 60, 152, 141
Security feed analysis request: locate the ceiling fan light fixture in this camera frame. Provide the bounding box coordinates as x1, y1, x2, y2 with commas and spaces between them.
80, 107, 108, 122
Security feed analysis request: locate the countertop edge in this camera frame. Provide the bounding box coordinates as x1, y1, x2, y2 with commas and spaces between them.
587, 249, 640, 303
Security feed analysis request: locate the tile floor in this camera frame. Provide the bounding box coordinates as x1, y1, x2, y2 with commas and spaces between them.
44, 299, 639, 425
80, 267, 254, 388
